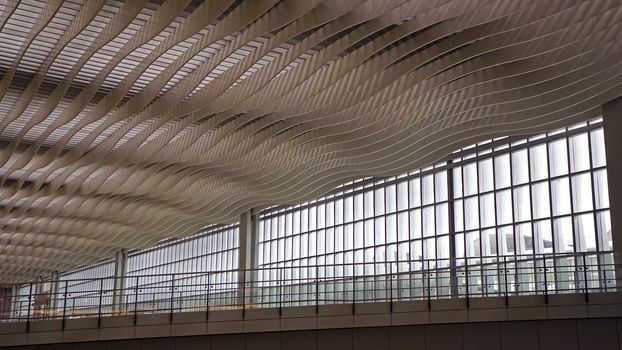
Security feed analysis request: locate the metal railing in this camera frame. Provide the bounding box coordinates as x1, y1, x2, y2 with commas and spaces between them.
0, 252, 618, 324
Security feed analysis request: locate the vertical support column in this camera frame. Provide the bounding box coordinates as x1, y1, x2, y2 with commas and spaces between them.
10, 285, 18, 319
49, 271, 60, 317
447, 160, 459, 297
112, 249, 128, 313
33, 276, 46, 319
602, 96, 622, 288
603, 97, 622, 250
237, 209, 257, 307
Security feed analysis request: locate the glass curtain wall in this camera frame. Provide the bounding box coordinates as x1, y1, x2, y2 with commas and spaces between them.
12, 118, 611, 317
58, 261, 115, 316
124, 224, 240, 312
255, 118, 611, 305
11, 260, 114, 319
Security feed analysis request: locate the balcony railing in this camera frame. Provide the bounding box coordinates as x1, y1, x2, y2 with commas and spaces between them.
0, 252, 618, 323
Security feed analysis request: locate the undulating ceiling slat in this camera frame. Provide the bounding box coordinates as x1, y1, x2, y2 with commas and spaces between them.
1, 0, 622, 283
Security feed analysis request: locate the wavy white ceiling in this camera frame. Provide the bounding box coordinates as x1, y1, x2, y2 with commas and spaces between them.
1, 0, 621, 283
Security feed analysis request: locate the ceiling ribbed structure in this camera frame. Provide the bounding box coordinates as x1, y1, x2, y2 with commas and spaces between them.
1, 0, 622, 283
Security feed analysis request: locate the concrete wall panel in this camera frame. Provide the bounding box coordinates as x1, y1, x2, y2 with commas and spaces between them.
462, 323, 499, 350
317, 329, 352, 350
353, 327, 388, 350
500, 321, 539, 350
538, 320, 578, 350
281, 330, 316, 350
245, 332, 281, 350
211, 334, 244, 350
577, 318, 618, 350
426, 324, 461, 350
389, 325, 425, 350
175, 335, 210, 350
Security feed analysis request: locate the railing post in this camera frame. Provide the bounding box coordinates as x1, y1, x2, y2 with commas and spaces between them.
278, 268, 283, 316
465, 261, 469, 309
583, 253, 589, 303
503, 256, 508, 306
133, 276, 139, 325
426, 261, 431, 311
242, 270, 246, 318
315, 265, 319, 314
98, 278, 104, 327
169, 274, 175, 323
389, 263, 394, 312
205, 273, 210, 321
25, 283, 32, 332
352, 262, 356, 314
542, 255, 549, 304
61, 281, 68, 329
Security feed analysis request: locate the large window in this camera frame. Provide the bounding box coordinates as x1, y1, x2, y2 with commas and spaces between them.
58, 260, 115, 313
255, 118, 611, 302
125, 224, 240, 309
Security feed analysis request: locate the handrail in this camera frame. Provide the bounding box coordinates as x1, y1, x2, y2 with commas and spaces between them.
0, 251, 618, 323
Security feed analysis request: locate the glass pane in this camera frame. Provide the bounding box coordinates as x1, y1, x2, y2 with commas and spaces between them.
453, 167, 463, 197
409, 178, 421, 207
534, 220, 553, 254
494, 154, 511, 189
373, 188, 385, 217
511, 150, 529, 185
479, 193, 495, 228
516, 223, 533, 255
498, 226, 515, 256
410, 240, 423, 261
529, 144, 548, 181
551, 177, 571, 216
574, 213, 596, 252
593, 170, 609, 209
455, 233, 465, 259
478, 158, 494, 192
410, 209, 422, 239
374, 218, 385, 245
386, 184, 397, 213
463, 163, 478, 196
572, 173, 593, 212
597, 210, 612, 251
364, 220, 374, 247
569, 133, 590, 172
496, 190, 512, 225
436, 203, 449, 234
423, 206, 435, 237
387, 214, 397, 243
465, 197, 479, 230
397, 181, 409, 211
437, 236, 450, 260
513, 185, 531, 222
454, 199, 464, 232
531, 182, 550, 219
466, 231, 480, 257
398, 212, 409, 241
424, 238, 436, 260
548, 138, 569, 177
354, 194, 363, 221
481, 229, 497, 256
590, 128, 606, 167
553, 217, 574, 253
422, 175, 434, 205
435, 171, 448, 202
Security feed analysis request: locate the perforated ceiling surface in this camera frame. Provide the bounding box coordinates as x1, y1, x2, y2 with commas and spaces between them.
1, 0, 622, 283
